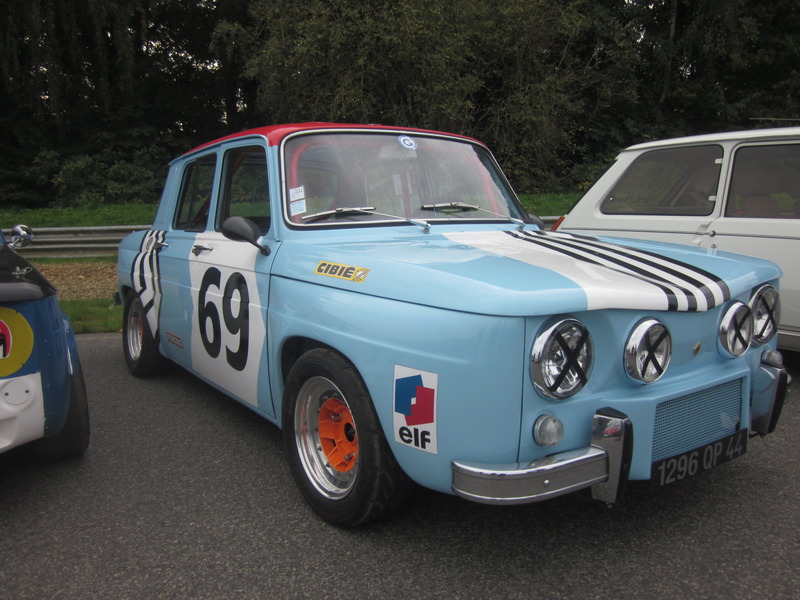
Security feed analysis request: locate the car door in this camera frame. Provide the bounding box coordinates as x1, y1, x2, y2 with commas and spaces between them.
700, 142, 800, 348
157, 143, 278, 416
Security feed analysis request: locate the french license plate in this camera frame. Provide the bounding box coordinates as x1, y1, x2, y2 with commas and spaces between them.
651, 429, 748, 487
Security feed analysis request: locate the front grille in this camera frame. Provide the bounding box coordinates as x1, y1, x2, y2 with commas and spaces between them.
652, 379, 743, 462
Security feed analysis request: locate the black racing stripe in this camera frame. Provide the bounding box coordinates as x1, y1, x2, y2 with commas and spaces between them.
524, 232, 703, 309
134, 230, 154, 293
135, 250, 147, 291
152, 230, 164, 298
534, 230, 730, 304
521, 231, 696, 309
506, 230, 681, 310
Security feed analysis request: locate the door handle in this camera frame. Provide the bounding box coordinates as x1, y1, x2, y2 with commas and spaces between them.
192, 244, 213, 256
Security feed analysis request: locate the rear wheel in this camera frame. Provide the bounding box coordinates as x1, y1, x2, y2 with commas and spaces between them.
122, 291, 167, 376
283, 348, 412, 526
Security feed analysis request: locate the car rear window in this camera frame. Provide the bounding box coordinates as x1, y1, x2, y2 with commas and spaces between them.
601, 145, 722, 216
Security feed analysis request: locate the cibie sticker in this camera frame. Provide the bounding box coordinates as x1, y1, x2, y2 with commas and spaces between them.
393, 365, 438, 454
397, 135, 417, 150
315, 261, 370, 283
0, 307, 35, 377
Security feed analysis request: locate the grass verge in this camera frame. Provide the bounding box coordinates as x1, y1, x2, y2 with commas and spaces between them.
518, 193, 581, 217
61, 298, 122, 334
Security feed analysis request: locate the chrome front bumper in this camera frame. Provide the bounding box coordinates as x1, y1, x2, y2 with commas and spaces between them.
750, 349, 789, 436
451, 408, 633, 506
452, 350, 789, 506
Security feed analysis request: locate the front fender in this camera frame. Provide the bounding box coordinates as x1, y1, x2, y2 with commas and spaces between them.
268, 276, 526, 493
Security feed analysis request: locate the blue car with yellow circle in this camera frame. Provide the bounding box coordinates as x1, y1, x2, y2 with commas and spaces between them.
117, 123, 788, 526
0, 225, 89, 460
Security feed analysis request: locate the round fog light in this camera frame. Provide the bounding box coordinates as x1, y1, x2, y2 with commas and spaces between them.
533, 415, 564, 447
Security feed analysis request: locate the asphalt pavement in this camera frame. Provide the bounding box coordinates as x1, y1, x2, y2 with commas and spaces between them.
1, 334, 798, 600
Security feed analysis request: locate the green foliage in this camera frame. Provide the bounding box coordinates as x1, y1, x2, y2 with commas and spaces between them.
0, 204, 157, 228
1, 0, 799, 208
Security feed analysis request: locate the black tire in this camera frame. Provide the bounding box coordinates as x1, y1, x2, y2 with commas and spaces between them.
283, 348, 413, 527
122, 291, 168, 376
31, 363, 90, 461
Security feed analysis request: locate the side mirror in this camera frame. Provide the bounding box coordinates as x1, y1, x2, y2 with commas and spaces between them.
10, 224, 33, 249
221, 216, 270, 255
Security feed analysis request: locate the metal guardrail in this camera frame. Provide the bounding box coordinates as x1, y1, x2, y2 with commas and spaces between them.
5, 217, 560, 257
3, 225, 149, 258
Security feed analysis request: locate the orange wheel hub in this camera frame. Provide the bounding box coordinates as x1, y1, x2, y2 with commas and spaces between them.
318, 397, 358, 472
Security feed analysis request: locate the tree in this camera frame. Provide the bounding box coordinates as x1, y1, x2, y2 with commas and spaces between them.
0, 0, 227, 206
628, 0, 800, 136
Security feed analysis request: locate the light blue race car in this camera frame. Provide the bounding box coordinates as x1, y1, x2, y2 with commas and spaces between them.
0, 225, 90, 460
117, 123, 788, 526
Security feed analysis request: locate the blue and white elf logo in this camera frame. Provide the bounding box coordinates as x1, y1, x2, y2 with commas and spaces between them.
397, 135, 417, 150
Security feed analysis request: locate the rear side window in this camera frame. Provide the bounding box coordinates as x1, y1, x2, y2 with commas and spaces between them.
174, 154, 218, 231
601, 145, 722, 216
725, 144, 800, 219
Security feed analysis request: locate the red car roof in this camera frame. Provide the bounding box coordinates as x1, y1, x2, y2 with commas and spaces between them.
184, 122, 479, 155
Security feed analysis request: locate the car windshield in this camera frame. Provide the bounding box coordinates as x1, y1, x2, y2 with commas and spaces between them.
283, 132, 525, 226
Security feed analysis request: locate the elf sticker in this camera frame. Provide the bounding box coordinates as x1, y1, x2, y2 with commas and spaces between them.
393, 365, 438, 454
0, 307, 35, 377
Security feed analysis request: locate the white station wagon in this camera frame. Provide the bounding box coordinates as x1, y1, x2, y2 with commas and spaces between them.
555, 128, 800, 351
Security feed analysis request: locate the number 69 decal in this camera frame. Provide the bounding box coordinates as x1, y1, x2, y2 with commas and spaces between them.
198, 267, 250, 371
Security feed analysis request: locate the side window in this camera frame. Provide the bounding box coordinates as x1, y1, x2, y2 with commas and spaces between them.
174, 154, 218, 231
726, 144, 800, 219
601, 145, 722, 216
217, 145, 270, 234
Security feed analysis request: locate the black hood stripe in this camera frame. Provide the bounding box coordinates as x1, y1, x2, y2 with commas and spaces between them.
506, 230, 730, 311
533, 230, 730, 302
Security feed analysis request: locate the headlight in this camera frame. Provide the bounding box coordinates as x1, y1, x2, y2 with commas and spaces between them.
531, 318, 593, 399
749, 285, 780, 345
719, 302, 753, 358
624, 319, 671, 383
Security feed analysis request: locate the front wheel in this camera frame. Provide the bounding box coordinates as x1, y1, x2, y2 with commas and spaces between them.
283, 349, 412, 527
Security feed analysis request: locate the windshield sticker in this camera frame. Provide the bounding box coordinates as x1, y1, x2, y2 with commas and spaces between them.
289, 186, 306, 216
397, 135, 417, 151
315, 261, 370, 283
393, 365, 438, 454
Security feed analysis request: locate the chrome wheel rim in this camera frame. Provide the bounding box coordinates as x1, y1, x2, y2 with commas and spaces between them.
294, 376, 358, 499
126, 297, 144, 361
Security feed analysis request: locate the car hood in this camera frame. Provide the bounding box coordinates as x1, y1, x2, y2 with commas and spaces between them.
272, 227, 782, 317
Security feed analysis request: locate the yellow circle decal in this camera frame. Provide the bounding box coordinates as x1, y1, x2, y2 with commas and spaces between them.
0, 307, 35, 377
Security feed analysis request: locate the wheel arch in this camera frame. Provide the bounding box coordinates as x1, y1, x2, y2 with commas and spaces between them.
279, 337, 373, 407
119, 284, 133, 302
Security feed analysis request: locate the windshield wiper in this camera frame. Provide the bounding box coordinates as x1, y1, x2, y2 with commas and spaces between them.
302, 206, 377, 221
420, 201, 525, 231
302, 205, 430, 233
